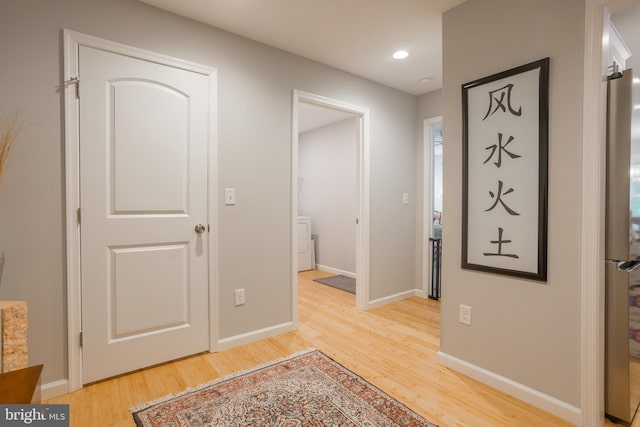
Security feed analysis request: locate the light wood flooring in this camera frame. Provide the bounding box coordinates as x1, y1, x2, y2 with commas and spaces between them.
47, 269, 579, 426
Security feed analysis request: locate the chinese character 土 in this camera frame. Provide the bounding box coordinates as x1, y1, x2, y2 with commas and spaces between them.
485, 180, 520, 216
482, 84, 522, 120
483, 227, 519, 258
483, 133, 521, 168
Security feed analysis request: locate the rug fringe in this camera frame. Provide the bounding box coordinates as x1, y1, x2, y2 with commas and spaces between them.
129, 347, 317, 413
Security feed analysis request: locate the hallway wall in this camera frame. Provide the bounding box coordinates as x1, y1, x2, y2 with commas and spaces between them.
440, 0, 584, 411
299, 118, 358, 275
0, 0, 418, 386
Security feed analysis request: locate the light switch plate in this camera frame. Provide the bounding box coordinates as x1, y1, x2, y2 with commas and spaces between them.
225, 188, 236, 205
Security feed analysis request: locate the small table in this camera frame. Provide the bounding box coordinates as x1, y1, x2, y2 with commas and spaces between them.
0, 364, 43, 403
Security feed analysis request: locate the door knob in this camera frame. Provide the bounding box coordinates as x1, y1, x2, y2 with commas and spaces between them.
195, 224, 206, 234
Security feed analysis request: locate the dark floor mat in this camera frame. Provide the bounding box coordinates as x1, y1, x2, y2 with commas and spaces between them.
313, 275, 356, 294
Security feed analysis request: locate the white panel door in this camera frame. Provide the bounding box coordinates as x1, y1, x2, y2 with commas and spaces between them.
79, 45, 210, 383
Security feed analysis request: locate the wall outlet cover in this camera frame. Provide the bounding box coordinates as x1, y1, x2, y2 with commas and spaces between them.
235, 288, 245, 306
459, 304, 472, 326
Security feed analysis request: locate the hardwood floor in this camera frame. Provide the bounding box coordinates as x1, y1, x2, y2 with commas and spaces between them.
46, 269, 575, 426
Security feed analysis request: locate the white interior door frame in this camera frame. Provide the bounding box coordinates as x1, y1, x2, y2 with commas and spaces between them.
63, 29, 218, 392
422, 116, 443, 297
291, 90, 371, 318
581, 0, 608, 425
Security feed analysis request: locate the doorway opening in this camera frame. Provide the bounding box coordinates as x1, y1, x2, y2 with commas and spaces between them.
423, 116, 443, 300
290, 91, 370, 325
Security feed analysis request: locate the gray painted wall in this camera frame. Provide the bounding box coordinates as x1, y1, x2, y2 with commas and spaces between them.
441, 0, 584, 406
0, 0, 417, 384
299, 118, 358, 275
418, 89, 443, 121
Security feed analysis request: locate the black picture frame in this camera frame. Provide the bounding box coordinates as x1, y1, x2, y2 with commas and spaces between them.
461, 57, 549, 281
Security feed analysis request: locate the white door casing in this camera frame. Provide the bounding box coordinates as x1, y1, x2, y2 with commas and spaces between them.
64, 31, 218, 389
291, 90, 370, 316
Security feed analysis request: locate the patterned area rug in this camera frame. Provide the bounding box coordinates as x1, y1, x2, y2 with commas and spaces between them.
131, 349, 438, 426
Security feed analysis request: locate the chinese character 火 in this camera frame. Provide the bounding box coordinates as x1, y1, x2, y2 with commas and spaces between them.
485, 180, 520, 216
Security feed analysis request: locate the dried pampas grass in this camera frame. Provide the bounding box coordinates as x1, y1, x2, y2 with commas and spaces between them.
0, 114, 20, 186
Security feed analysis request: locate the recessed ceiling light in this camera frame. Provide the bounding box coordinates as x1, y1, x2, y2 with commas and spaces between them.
392, 50, 409, 60
420, 77, 433, 85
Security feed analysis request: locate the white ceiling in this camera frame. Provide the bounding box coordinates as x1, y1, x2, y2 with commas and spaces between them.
138, 1, 640, 133
138, 0, 466, 96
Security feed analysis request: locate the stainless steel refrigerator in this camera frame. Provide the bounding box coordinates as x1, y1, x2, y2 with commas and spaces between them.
605, 67, 640, 425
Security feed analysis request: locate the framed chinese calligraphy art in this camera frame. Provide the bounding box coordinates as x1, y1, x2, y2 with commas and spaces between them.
462, 57, 549, 281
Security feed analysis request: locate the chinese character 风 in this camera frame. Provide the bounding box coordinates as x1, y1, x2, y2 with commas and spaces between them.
482, 84, 522, 120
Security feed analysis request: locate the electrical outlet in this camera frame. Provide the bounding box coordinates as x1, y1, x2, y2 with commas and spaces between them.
235, 288, 245, 306
402, 193, 409, 205
459, 304, 472, 326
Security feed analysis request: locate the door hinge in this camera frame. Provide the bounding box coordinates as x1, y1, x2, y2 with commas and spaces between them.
208, 224, 210, 232
356, 218, 359, 225
77, 208, 81, 224
79, 331, 83, 347
66, 77, 80, 99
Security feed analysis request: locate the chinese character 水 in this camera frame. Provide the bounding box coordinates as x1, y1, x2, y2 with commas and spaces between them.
483, 133, 521, 168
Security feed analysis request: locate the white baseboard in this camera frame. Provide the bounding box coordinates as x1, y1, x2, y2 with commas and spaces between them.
315, 264, 356, 279
413, 288, 429, 299
40, 323, 296, 400
368, 289, 420, 309
40, 323, 295, 400
217, 322, 296, 351
41, 379, 69, 400
436, 351, 581, 425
